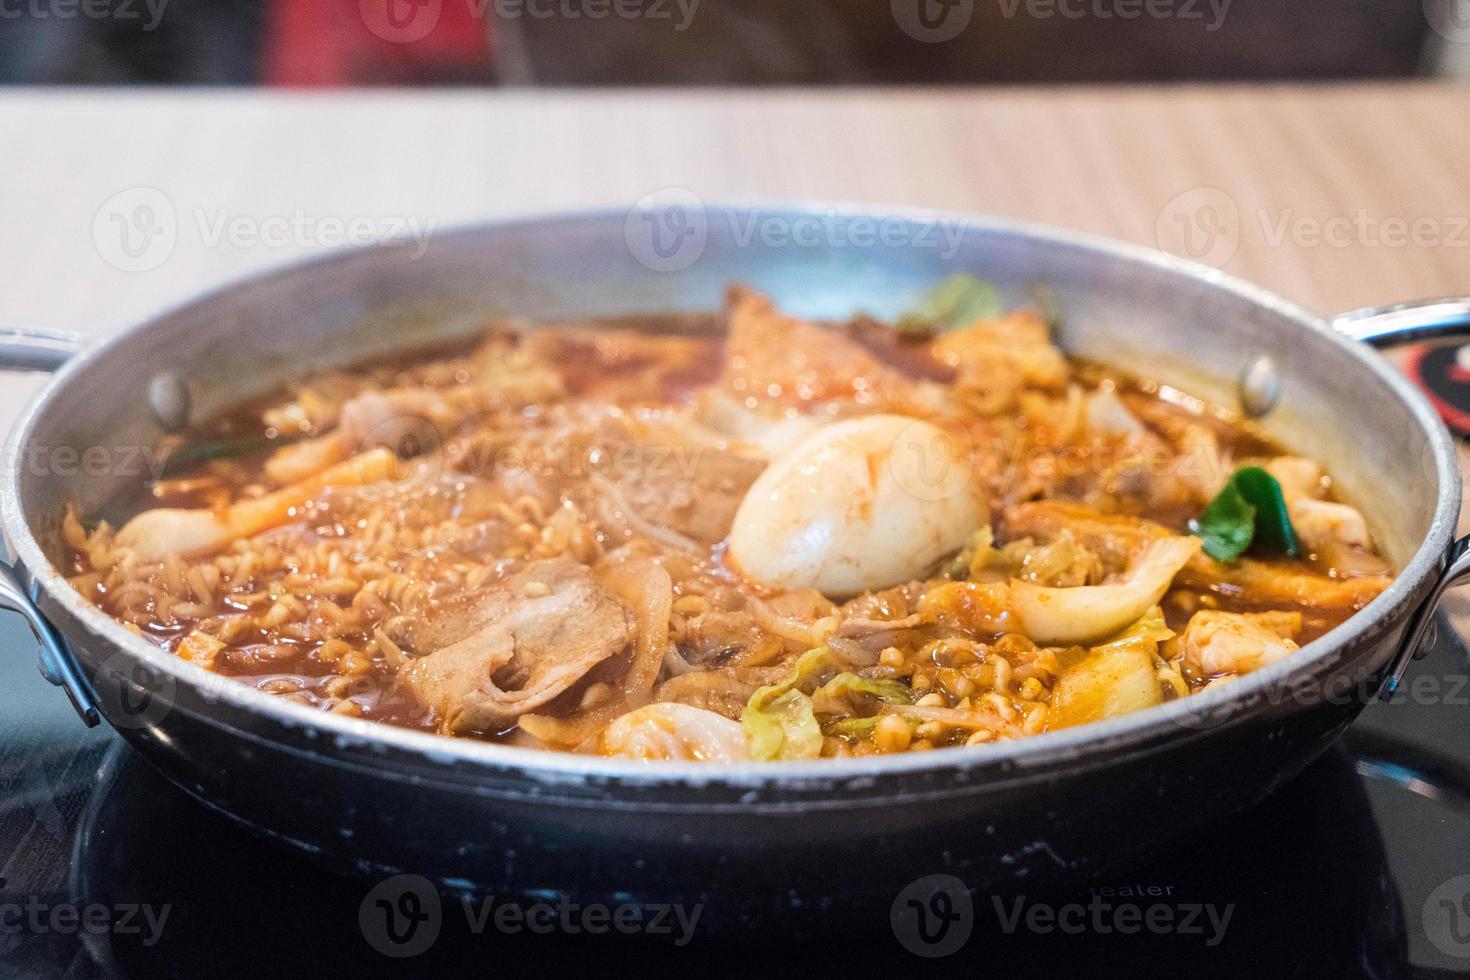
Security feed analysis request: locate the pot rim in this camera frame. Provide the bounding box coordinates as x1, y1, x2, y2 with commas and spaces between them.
3, 201, 1459, 790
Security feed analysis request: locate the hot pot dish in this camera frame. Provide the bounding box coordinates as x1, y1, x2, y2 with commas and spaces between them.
63, 279, 1394, 763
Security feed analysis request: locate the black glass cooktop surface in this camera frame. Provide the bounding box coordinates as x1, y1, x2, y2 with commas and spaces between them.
4, 610, 1470, 979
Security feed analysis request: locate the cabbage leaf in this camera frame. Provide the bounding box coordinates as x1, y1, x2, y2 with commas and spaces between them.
739, 647, 833, 760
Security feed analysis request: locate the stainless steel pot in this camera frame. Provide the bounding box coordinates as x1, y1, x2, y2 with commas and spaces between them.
3, 206, 1469, 930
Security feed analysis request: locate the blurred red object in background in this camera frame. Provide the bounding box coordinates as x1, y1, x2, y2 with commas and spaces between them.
265, 0, 494, 86
1406, 343, 1470, 438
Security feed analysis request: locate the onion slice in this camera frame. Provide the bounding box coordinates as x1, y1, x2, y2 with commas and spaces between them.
1010, 536, 1199, 645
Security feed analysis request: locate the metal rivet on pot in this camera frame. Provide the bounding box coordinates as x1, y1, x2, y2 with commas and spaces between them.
1238, 355, 1282, 418
148, 372, 191, 433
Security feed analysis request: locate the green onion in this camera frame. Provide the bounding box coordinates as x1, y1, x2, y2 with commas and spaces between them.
825, 716, 883, 738
159, 435, 302, 478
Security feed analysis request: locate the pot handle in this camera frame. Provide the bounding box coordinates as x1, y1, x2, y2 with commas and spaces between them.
0, 327, 100, 726
1331, 298, 1470, 698
0, 327, 90, 373
0, 561, 99, 726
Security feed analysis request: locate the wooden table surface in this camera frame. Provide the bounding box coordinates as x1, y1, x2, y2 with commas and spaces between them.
4, 84, 1468, 335
2, 81, 1468, 561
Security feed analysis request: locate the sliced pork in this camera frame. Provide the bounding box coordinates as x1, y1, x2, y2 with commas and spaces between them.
397, 558, 632, 733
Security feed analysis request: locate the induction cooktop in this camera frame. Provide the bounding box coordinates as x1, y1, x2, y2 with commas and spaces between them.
4, 605, 1470, 980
